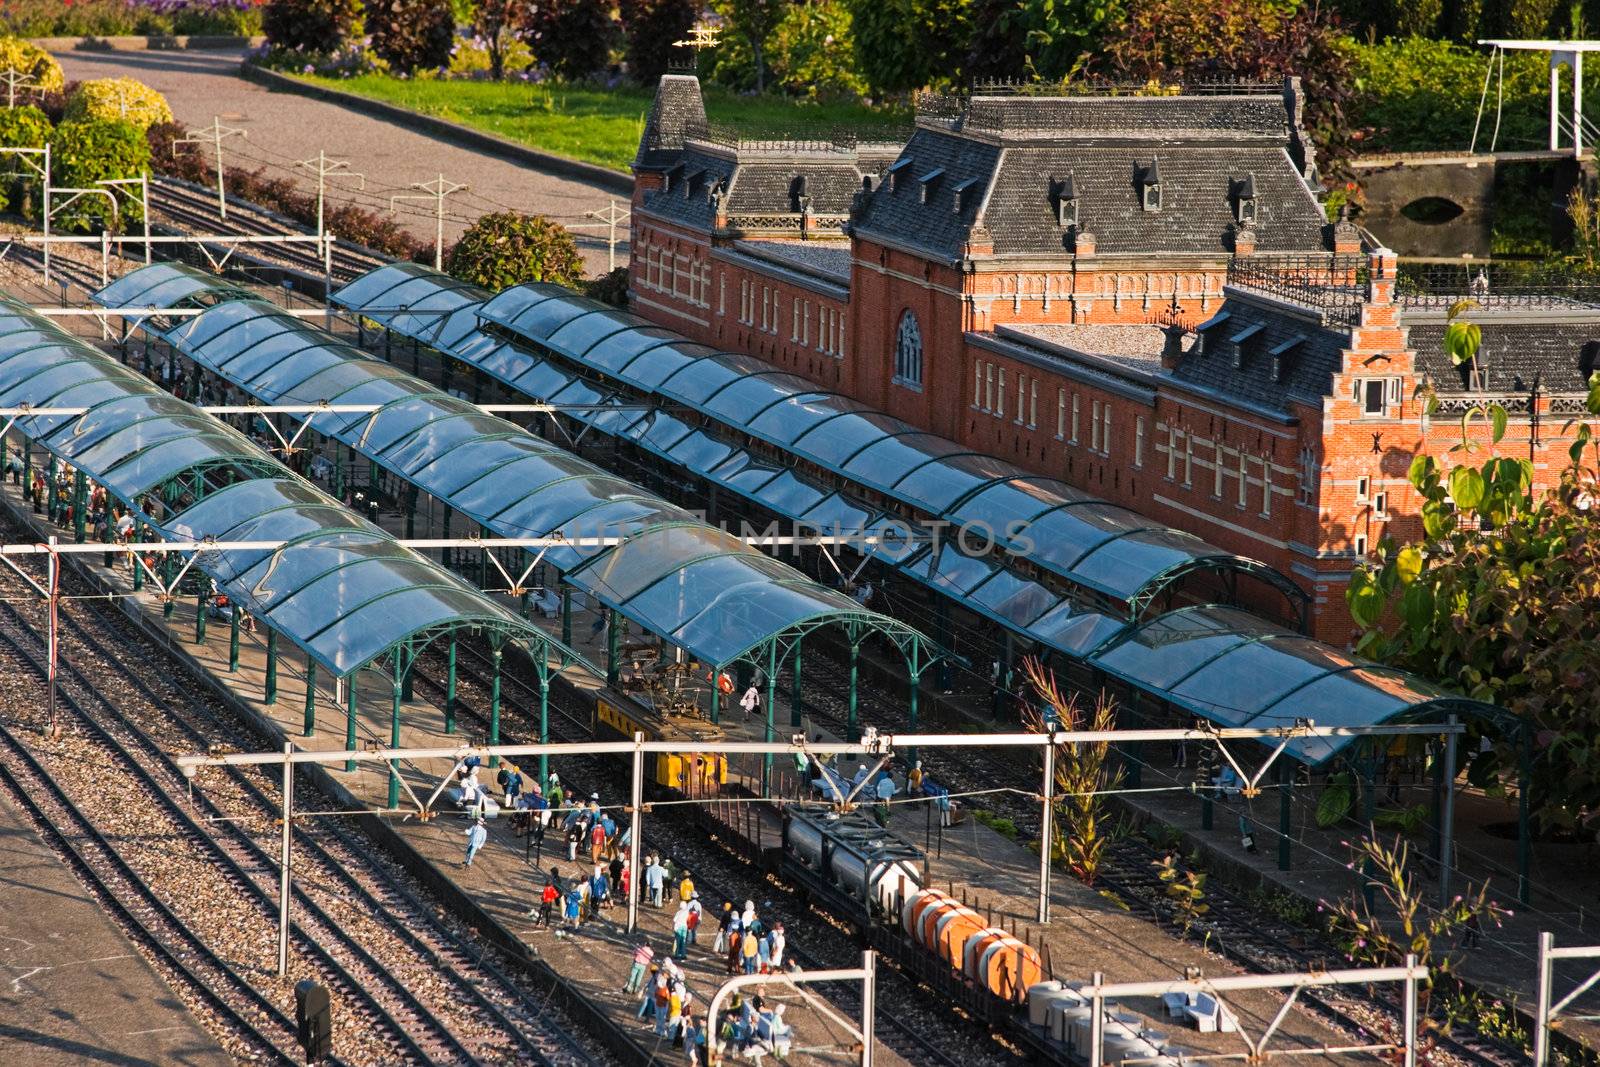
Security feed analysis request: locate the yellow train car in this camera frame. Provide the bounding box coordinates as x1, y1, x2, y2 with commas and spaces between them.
595, 695, 728, 792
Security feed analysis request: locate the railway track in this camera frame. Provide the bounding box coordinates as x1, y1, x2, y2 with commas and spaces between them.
0, 719, 313, 1065
0, 533, 605, 1065
408, 637, 1006, 1067
148, 177, 390, 285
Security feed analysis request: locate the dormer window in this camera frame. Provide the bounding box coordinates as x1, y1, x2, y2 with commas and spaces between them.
887, 157, 914, 194
685, 169, 704, 200
917, 168, 944, 204
789, 174, 809, 213
952, 176, 978, 215
1581, 339, 1600, 383
663, 162, 685, 195
1053, 173, 1079, 227
1140, 158, 1162, 212
1228, 323, 1264, 370
1232, 174, 1258, 225
1194, 309, 1230, 356
1268, 335, 1305, 383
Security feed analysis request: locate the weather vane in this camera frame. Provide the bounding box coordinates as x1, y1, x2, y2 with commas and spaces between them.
675, 21, 722, 54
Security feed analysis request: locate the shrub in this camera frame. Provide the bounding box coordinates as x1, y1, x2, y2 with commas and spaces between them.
0, 1, 264, 36
262, 0, 364, 52
446, 211, 583, 290
50, 119, 151, 233
367, 0, 457, 74
468, 0, 536, 80
0, 104, 50, 217
584, 266, 630, 306
63, 78, 174, 131
526, 0, 619, 81
619, 0, 697, 85
0, 37, 64, 96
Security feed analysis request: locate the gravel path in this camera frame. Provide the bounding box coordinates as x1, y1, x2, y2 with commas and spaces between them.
49, 48, 629, 274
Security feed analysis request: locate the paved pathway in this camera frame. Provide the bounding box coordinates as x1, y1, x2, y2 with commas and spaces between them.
0, 792, 232, 1067
49, 48, 627, 274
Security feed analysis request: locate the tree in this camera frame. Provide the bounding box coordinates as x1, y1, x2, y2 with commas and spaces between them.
1021, 658, 1121, 887
846, 0, 971, 96
1348, 319, 1600, 831
1099, 0, 1356, 167
619, 0, 697, 85
715, 0, 789, 94
472, 0, 533, 80
527, 0, 619, 81
367, 0, 456, 74
262, 0, 363, 53
445, 211, 585, 290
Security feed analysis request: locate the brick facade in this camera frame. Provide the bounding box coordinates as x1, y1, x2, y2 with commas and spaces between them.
628, 79, 1598, 644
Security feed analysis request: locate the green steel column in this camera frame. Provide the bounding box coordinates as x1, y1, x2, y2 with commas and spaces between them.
480, 525, 491, 589
444, 638, 458, 734
538, 667, 550, 786
45, 454, 55, 521
1362, 750, 1378, 910
405, 487, 417, 540
400, 639, 414, 701
265, 629, 278, 705
345, 674, 358, 771
1277, 759, 1293, 871
131, 524, 143, 591
790, 639, 803, 728
162, 553, 175, 620
934, 600, 952, 692
333, 451, 344, 500
560, 586, 572, 646
763, 643, 778, 797
21, 435, 30, 501
195, 591, 207, 642
388, 649, 404, 809
488, 644, 503, 769
606, 609, 620, 686
847, 641, 860, 742
303, 660, 317, 737
441, 510, 451, 566
228, 605, 240, 670
709, 683, 720, 725
1517, 734, 1532, 906
72, 469, 86, 543
906, 664, 922, 769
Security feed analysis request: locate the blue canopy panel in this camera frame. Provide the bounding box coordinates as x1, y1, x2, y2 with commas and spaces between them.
327, 262, 490, 344
93, 262, 255, 312
0, 293, 563, 680
450, 279, 1306, 618
99, 272, 931, 670
1085, 604, 1494, 764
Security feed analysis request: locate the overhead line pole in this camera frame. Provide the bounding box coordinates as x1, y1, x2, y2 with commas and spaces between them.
294, 152, 365, 242
391, 174, 467, 271
173, 118, 247, 219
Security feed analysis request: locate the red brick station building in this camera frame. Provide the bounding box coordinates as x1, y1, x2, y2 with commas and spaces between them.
626, 75, 1600, 641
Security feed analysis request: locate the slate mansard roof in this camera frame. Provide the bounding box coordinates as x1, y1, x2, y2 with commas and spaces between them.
850, 90, 1329, 262
1168, 295, 1348, 413
1405, 315, 1600, 396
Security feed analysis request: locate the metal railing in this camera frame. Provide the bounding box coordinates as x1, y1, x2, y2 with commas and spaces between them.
1394, 262, 1600, 312
1225, 254, 1370, 325
683, 120, 909, 155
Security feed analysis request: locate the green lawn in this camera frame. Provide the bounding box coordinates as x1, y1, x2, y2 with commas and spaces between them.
296, 74, 909, 172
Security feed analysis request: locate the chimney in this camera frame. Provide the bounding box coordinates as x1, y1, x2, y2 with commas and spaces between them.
1074, 230, 1096, 257
1332, 203, 1362, 256
1232, 225, 1257, 257
1161, 323, 1188, 370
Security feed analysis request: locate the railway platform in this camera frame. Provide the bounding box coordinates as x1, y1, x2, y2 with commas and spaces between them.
0, 477, 904, 1067
0, 791, 232, 1067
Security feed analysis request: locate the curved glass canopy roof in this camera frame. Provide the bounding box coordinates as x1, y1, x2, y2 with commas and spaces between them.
102, 265, 932, 671
326, 266, 1508, 762
1085, 604, 1497, 765
430, 281, 1306, 613
92, 261, 256, 312
0, 296, 571, 679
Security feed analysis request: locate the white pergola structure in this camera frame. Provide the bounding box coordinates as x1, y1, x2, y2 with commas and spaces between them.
1480, 40, 1600, 156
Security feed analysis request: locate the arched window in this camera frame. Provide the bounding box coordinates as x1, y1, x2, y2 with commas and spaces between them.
893, 310, 923, 388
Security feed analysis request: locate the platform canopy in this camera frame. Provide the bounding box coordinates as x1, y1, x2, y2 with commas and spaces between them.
93, 261, 256, 312
102, 266, 935, 674
1086, 604, 1503, 764
0, 294, 584, 680
332, 269, 1305, 634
